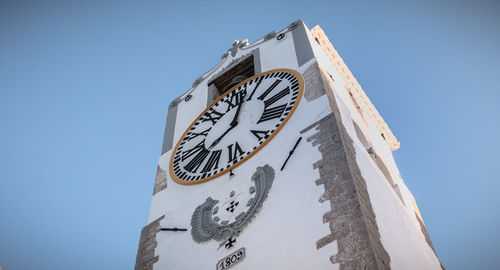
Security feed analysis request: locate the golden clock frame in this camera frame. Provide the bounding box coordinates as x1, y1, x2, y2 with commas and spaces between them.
169, 68, 304, 185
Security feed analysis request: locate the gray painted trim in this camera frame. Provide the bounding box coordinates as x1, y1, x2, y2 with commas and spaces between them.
161, 98, 180, 155
207, 84, 219, 107
291, 20, 315, 67
253, 48, 262, 74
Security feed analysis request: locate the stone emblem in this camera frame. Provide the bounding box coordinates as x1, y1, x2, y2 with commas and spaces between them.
190, 165, 275, 246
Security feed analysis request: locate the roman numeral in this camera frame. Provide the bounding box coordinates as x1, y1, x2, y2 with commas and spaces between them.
183, 148, 210, 173
187, 128, 211, 141
224, 89, 247, 112
257, 104, 287, 123
257, 79, 281, 101
201, 109, 224, 125
201, 150, 221, 173
181, 140, 206, 162
263, 86, 290, 108
227, 142, 244, 162
250, 130, 269, 140
246, 77, 263, 100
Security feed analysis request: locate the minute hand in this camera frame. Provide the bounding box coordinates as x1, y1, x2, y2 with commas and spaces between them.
208, 123, 237, 150
230, 99, 244, 126
208, 101, 244, 150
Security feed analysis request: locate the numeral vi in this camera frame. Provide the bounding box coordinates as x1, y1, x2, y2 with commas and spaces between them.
227, 142, 244, 162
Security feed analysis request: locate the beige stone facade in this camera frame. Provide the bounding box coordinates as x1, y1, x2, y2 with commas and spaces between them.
310, 26, 400, 151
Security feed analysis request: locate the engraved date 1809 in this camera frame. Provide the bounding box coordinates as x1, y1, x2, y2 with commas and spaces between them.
216, 247, 245, 270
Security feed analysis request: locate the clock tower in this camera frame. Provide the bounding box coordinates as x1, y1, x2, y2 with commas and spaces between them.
135, 20, 444, 270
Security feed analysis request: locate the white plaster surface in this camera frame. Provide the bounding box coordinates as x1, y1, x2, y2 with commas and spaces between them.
258, 30, 298, 71
173, 83, 208, 148
171, 26, 301, 154
145, 23, 442, 269
151, 59, 339, 269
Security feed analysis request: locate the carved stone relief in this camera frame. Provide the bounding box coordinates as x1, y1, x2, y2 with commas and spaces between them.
190, 165, 275, 245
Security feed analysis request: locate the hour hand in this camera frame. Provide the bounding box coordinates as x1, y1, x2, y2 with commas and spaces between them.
230, 101, 244, 126
208, 123, 237, 150
209, 95, 245, 149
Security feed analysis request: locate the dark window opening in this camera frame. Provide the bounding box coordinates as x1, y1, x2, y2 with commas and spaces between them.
208, 55, 255, 100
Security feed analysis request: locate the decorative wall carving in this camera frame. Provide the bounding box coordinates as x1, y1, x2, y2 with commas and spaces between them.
264, 30, 277, 41
288, 19, 301, 30
190, 165, 275, 245
228, 39, 249, 57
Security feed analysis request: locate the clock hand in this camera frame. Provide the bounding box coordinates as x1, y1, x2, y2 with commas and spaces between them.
280, 137, 302, 171
160, 227, 187, 232
230, 98, 244, 126
209, 99, 246, 150
208, 123, 237, 150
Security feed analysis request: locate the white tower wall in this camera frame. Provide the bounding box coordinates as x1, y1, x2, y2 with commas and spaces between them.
135, 20, 443, 270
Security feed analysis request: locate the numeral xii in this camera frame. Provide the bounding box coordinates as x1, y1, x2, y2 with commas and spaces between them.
224, 89, 246, 112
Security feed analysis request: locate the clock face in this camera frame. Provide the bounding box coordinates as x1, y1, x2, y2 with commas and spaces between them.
170, 68, 303, 185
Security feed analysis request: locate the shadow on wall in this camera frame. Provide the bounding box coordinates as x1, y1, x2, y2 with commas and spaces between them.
352, 120, 405, 204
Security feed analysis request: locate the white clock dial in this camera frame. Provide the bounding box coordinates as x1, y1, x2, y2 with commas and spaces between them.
170, 68, 303, 185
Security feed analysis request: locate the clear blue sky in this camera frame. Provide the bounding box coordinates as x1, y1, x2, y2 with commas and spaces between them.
1, 0, 499, 269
